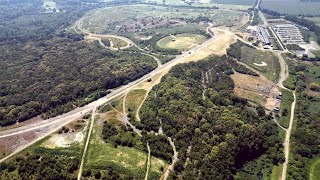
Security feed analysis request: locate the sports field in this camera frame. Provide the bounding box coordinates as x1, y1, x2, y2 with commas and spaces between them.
261, 0, 320, 15
156, 33, 206, 50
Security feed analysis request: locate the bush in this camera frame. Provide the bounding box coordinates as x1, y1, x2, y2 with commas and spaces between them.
309, 82, 320, 91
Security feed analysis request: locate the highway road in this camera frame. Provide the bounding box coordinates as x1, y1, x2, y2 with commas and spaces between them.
0, 25, 220, 162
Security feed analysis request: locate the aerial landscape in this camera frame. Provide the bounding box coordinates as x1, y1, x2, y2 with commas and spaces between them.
0, 0, 319, 179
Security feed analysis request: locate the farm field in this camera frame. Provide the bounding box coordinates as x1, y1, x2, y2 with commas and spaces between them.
261, 0, 320, 16
240, 46, 280, 82
156, 33, 206, 50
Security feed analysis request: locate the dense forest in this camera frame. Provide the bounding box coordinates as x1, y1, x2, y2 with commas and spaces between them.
283, 56, 320, 179
0, 0, 160, 126
139, 56, 284, 179
0, 153, 79, 179
0, 34, 157, 126
0, 0, 98, 40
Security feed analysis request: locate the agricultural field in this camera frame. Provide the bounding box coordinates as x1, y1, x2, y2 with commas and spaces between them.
261, 0, 320, 16
156, 33, 206, 50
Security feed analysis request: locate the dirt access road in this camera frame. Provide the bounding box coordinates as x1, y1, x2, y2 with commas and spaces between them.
77, 107, 96, 180
276, 53, 297, 180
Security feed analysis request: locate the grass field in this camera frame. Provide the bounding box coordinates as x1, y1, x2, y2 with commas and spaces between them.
309, 156, 320, 180
271, 165, 283, 180
125, 89, 147, 119
261, 0, 320, 16
85, 124, 166, 179
156, 33, 206, 50
100, 98, 123, 126
108, 37, 128, 48
278, 89, 294, 128
240, 46, 280, 82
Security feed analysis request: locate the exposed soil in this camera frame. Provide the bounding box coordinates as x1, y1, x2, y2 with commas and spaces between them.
232, 72, 273, 106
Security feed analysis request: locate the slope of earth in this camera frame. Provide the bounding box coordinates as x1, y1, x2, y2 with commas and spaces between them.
0, 115, 90, 179
227, 40, 280, 83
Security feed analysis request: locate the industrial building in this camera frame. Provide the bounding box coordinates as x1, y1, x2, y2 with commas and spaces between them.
258, 26, 271, 48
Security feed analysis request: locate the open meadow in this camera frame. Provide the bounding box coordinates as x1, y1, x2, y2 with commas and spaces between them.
85, 122, 167, 179
240, 46, 280, 82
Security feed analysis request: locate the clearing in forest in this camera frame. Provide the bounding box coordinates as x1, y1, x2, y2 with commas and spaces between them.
231, 72, 273, 106
85, 124, 166, 179
107, 37, 128, 48
241, 46, 280, 82
125, 89, 147, 121
309, 156, 320, 180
